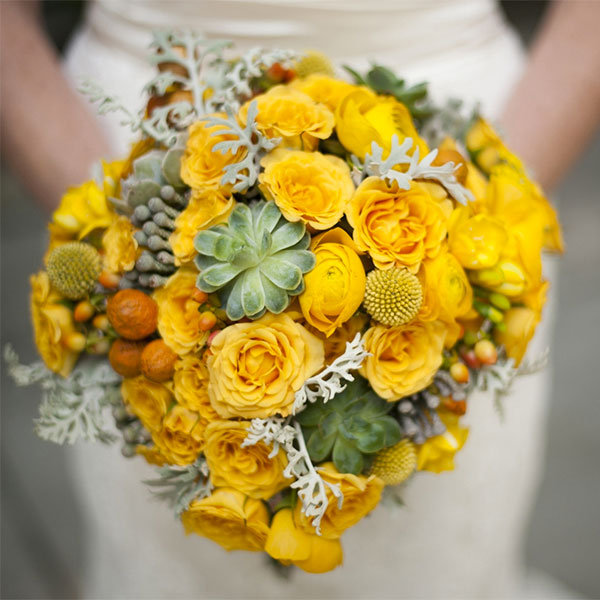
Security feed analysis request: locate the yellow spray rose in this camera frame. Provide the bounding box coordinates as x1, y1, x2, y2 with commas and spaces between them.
207, 313, 324, 419
265, 508, 343, 574
101, 216, 138, 274
314, 313, 370, 364
180, 115, 247, 191
169, 189, 234, 265
203, 420, 291, 499
153, 267, 210, 356
361, 321, 446, 400
152, 405, 204, 466
335, 88, 428, 159
121, 375, 173, 432
417, 411, 469, 473
173, 355, 219, 422
238, 85, 334, 150
30, 272, 80, 377
135, 444, 168, 466
347, 177, 447, 273
295, 463, 384, 539
299, 228, 366, 337
259, 149, 355, 230
291, 74, 357, 112
182, 488, 269, 552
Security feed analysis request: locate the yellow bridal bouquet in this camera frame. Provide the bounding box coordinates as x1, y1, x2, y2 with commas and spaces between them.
7, 32, 562, 574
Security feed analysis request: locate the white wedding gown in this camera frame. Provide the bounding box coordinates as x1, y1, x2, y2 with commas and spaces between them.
63, 2, 559, 597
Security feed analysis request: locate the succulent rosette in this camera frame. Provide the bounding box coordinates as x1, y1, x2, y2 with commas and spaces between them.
9, 33, 562, 576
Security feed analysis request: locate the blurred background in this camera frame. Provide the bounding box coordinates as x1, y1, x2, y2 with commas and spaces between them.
1, 1, 599, 598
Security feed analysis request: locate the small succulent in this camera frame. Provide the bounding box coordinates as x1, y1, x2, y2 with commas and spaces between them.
47, 242, 102, 300
194, 201, 315, 320
296, 376, 402, 475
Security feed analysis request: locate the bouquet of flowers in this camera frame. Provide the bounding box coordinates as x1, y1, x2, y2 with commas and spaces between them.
7, 32, 563, 574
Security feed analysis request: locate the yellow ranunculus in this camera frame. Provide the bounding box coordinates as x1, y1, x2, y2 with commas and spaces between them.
291, 74, 357, 112
335, 88, 428, 159
121, 375, 173, 432
203, 420, 291, 499
347, 177, 447, 273
180, 115, 247, 191
299, 228, 366, 337
101, 215, 138, 274
181, 488, 270, 552
360, 321, 446, 400
153, 267, 209, 356
417, 411, 469, 473
265, 508, 343, 574
207, 313, 324, 419
169, 189, 234, 265
173, 355, 219, 422
259, 149, 355, 230
295, 463, 383, 539
238, 85, 334, 150
30, 272, 80, 377
152, 405, 204, 466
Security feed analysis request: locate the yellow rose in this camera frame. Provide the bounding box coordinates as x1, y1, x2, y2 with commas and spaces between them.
169, 189, 234, 265
173, 355, 219, 422
347, 177, 447, 273
295, 463, 383, 539
135, 444, 168, 466
207, 313, 324, 419
181, 488, 269, 552
299, 229, 366, 337
180, 115, 247, 191
203, 420, 291, 499
265, 508, 343, 573
101, 216, 138, 274
152, 405, 204, 466
417, 411, 469, 473
153, 267, 209, 356
335, 88, 428, 159
30, 272, 80, 377
238, 85, 334, 150
291, 74, 357, 112
360, 321, 446, 400
259, 149, 354, 230
314, 313, 370, 364
121, 375, 172, 432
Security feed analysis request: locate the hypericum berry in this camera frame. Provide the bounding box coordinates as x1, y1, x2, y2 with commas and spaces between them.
92, 313, 110, 331
191, 289, 208, 304
198, 311, 217, 331
474, 339, 498, 365
370, 439, 417, 486
450, 361, 470, 384
74, 300, 95, 322
460, 348, 481, 370
98, 270, 121, 289
364, 267, 423, 326
47, 242, 102, 300
207, 330, 221, 346
64, 332, 87, 352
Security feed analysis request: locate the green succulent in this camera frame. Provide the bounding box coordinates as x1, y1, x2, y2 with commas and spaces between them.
194, 201, 315, 321
296, 376, 402, 475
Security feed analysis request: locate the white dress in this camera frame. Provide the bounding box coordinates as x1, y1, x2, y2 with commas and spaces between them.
63, 2, 558, 597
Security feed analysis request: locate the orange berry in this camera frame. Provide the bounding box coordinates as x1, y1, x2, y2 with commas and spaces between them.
450, 361, 470, 384
74, 300, 95, 322
109, 338, 146, 377
474, 339, 498, 365
64, 332, 86, 352
198, 311, 217, 332
107, 289, 158, 340
98, 270, 121, 289
191, 289, 209, 304
140, 339, 177, 382
92, 313, 110, 331
460, 348, 481, 370
442, 396, 467, 415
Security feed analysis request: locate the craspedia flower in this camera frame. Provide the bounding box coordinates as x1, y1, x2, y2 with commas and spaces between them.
295, 51, 335, 78
364, 267, 423, 326
46, 242, 102, 300
370, 439, 417, 486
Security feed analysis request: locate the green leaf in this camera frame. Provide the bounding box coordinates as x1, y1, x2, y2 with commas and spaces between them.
275, 249, 316, 274
223, 277, 245, 321
254, 201, 282, 234
161, 147, 185, 188
241, 268, 265, 317
367, 65, 398, 94
260, 273, 290, 314
342, 65, 367, 86
261, 258, 302, 291
199, 262, 243, 288
332, 437, 364, 475
354, 421, 386, 453
306, 430, 336, 462
194, 229, 222, 256
319, 412, 341, 439
270, 221, 306, 253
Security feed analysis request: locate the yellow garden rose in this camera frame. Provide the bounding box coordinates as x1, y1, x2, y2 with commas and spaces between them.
182, 488, 269, 552
299, 228, 365, 337
347, 177, 447, 273
180, 115, 247, 191
135, 444, 168, 466
30, 272, 80, 377
265, 508, 343, 573
360, 321, 446, 400
101, 216, 138, 274
295, 463, 383, 539
238, 85, 334, 150
291, 74, 357, 112
153, 267, 209, 355
152, 405, 204, 465
203, 420, 291, 499
207, 313, 324, 419
314, 313, 370, 364
417, 411, 469, 473
259, 149, 354, 230
169, 189, 234, 265
173, 355, 219, 422
121, 375, 172, 432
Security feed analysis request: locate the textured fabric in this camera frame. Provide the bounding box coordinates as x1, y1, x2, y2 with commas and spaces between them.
62, 2, 557, 597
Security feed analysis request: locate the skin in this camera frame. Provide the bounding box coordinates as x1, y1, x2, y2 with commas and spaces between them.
1, 1, 599, 209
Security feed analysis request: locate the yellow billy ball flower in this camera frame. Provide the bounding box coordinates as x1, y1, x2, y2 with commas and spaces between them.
295, 51, 335, 78
364, 267, 422, 326
370, 439, 417, 486
46, 242, 102, 300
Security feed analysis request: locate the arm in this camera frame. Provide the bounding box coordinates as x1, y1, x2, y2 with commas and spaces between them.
0, 1, 111, 211
501, 0, 600, 192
